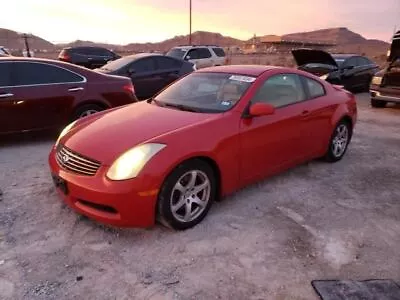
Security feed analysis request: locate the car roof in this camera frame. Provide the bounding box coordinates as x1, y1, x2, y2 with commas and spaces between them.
63, 46, 111, 50
125, 53, 164, 59
172, 45, 222, 49
197, 65, 282, 76
0, 57, 64, 63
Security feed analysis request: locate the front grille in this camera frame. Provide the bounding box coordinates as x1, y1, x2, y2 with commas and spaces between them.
56, 145, 101, 176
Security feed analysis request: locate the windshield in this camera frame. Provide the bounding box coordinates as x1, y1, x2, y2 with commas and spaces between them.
154, 72, 255, 113
98, 56, 132, 72
166, 48, 187, 59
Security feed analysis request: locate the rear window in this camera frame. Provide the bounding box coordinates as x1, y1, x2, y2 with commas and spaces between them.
212, 48, 226, 57
99, 56, 132, 72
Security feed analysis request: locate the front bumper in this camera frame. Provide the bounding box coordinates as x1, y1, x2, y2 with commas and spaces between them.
370, 89, 400, 103
48, 147, 159, 227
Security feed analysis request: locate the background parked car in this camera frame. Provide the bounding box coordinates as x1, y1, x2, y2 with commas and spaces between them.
0, 46, 11, 57
95, 53, 195, 100
292, 49, 379, 92
166, 45, 228, 69
0, 57, 137, 135
58, 46, 121, 69
370, 30, 400, 108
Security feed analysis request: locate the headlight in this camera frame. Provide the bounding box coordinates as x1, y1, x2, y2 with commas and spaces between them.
319, 74, 328, 80
55, 121, 77, 146
106, 143, 166, 181
371, 76, 382, 86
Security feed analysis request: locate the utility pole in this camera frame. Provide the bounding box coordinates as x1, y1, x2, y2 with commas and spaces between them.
22, 33, 31, 57
189, 0, 192, 45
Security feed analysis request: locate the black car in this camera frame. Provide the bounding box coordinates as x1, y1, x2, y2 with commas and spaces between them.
95, 53, 195, 100
58, 46, 121, 69
292, 49, 379, 92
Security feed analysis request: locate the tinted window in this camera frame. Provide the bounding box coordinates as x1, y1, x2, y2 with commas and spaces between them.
251, 74, 306, 107
197, 48, 212, 59
155, 56, 181, 70
186, 49, 199, 60
304, 77, 325, 98
130, 58, 156, 73
357, 57, 372, 66
0, 62, 12, 87
212, 48, 226, 57
99, 56, 132, 72
79, 48, 103, 56
13, 62, 83, 86
342, 57, 357, 68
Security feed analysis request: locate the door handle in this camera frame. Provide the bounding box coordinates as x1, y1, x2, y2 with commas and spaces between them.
0, 93, 14, 98
68, 87, 84, 92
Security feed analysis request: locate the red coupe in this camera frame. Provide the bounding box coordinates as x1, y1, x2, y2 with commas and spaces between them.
49, 65, 357, 230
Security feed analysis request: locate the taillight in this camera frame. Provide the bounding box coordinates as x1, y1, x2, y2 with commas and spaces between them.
123, 82, 135, 95
59, 53, 70, 61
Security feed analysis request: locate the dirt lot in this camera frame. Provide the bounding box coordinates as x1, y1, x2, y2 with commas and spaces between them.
0, 93, 399, 300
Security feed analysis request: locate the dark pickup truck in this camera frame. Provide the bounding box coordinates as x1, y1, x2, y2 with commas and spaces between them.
370, 30, 400, 108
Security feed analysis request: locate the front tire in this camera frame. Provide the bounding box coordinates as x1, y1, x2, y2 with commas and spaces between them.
324, 120, 352, 162
371, 99, 386, 108
157, 159, 216, 230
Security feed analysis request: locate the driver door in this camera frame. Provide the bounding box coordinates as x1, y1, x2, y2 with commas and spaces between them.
239, 73, 311, 185
128, 57, 159, 100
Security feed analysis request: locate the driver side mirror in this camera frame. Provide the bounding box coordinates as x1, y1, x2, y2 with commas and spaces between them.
184, 55, 191, 61
248, 102, 275, 117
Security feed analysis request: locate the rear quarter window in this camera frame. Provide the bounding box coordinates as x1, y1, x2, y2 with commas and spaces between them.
212, 48, 226, 57
303, 77, 326, 98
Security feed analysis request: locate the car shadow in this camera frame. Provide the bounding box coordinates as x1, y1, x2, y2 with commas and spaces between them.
0, 130, 58, 148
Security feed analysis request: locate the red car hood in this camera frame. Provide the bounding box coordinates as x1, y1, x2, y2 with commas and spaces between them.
63, 101, 218, 164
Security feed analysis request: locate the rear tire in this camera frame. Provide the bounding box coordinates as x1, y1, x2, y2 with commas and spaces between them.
371, 99, 386, 108
71, 104, 104, 121
324, 120, 352, 162
157, 159, 216, 230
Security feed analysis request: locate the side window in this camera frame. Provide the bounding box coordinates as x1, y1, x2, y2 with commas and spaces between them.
0, 62, 12, 87
357, 57, 372, 66
303, 77, 325, 98
197, 48, 212, 59
13, 62, 83, 86
212, 48, 226, 57
130, 58, 156, 73
342, 58, 357, 68
251, 74, 306, 108
98, 49, 113, 57
155, 56, 181, 70
186, 49, 199, 60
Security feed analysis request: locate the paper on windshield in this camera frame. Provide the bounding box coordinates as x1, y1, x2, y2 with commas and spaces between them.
229, 75, 256, 83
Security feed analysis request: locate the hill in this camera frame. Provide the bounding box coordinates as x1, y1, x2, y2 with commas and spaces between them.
282, 27, 389, 57
0, 28, 55, 51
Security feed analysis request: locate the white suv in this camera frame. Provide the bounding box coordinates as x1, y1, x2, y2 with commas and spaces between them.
166, 45, 228, 69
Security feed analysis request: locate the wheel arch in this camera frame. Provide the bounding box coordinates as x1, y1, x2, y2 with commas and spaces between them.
160, 155, 223, 201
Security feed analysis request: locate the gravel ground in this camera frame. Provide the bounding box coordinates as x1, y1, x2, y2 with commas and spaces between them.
0, 93, 399, 300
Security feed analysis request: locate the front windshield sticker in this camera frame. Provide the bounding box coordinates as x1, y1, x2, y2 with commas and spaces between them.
221, 101, 232, 106
229, 75, 256, 83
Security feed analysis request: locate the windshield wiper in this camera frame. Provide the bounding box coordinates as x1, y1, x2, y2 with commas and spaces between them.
163, 102, 201, 112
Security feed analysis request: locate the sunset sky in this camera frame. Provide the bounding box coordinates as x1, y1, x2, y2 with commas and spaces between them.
1, 0, 399, 44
